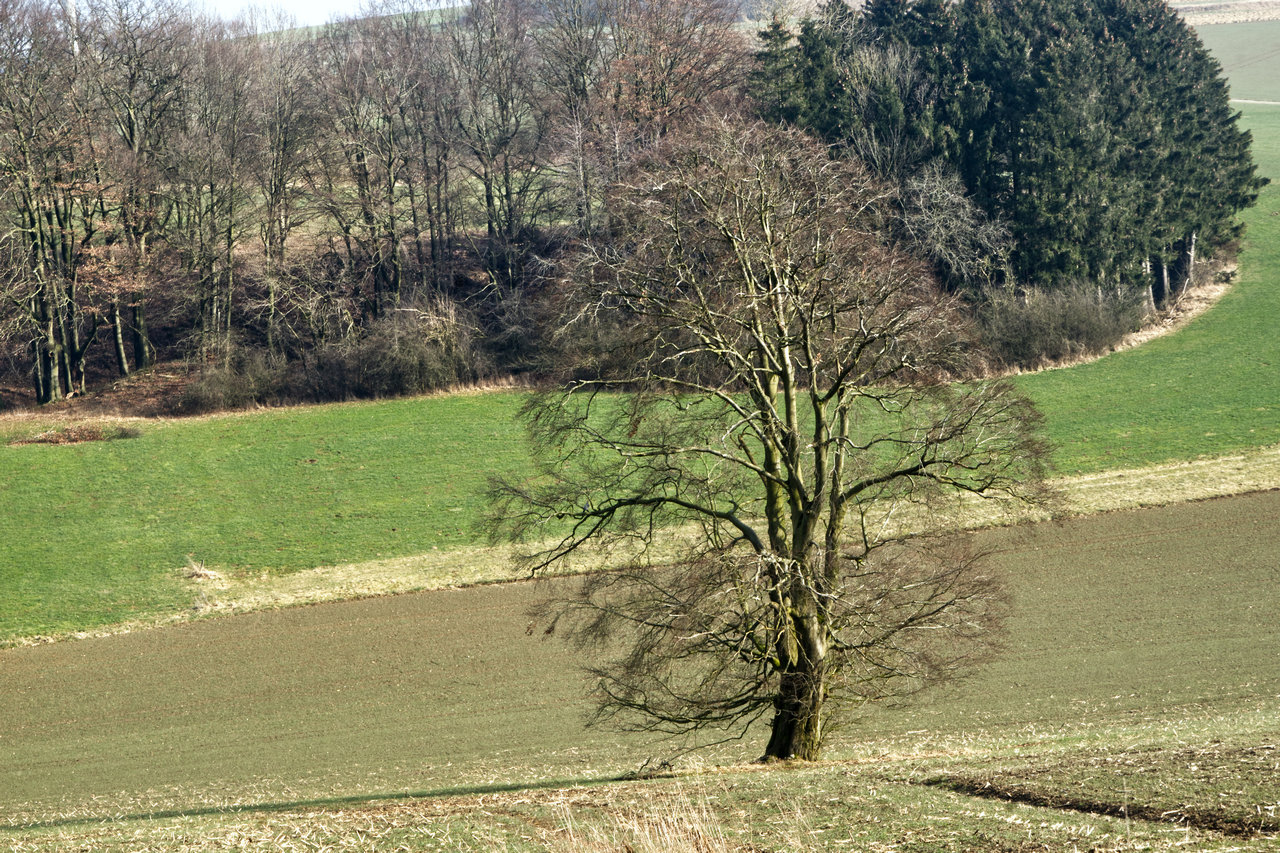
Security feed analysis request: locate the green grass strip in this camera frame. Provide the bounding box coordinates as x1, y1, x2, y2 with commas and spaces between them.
0, 394, 532, 639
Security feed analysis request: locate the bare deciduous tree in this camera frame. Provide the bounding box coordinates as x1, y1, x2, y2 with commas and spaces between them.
596, 0, 745, 181
244, 10, 323, 354
310, 13, 411, 317
0, 0, 105, 400
536, 0, 745, 237
167, 17, 257, 356
534, 0, 611, 235
492, 118, 1051, 761
446, 0, 550, 281
79, 0, 196, 369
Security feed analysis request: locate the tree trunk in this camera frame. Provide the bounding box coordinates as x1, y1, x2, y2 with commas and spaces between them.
60, 294, 80, 394
1142, 256, 1156, 315
266, 277, 280, 357
1179, 230, 1197, 300
112, 301, 131, 377
1150, 255, 1167, 309
762, 660, 825, 761
30, 284, 65, 404
131, 301, 152, 369
33, 336, 64, 404
57, 331, 75, 398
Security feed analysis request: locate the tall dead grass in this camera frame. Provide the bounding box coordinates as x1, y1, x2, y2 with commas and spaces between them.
545, 787, 734, 853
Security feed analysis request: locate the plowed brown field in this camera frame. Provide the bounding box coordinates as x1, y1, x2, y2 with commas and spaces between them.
2, 491, 1278, 826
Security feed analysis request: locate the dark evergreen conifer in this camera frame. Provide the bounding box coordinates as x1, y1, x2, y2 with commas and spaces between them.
756, 0, 1267, 299
749, 17, 804, 125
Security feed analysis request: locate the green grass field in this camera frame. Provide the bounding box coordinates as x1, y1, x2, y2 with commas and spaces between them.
1196, 20, 1280, 102
1019, 104, 1280, 473
0, 394, 533, 639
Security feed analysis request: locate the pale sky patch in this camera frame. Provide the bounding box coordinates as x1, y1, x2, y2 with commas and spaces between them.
198, 0, 455, 30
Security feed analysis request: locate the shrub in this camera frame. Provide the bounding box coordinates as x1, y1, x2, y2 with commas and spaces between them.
300, 297, 487, 402
177, 297, 489, 412
177, 347, 288, 414
977, 284, 1146, 369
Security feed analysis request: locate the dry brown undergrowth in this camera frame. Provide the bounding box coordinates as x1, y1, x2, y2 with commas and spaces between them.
998, 268, 1234, 377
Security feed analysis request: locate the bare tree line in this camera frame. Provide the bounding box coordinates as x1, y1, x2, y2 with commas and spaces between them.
0, 0, 746, 404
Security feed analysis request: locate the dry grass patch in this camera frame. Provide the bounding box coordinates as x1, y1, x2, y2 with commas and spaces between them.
8, 762, 1269, 852
189, 544, 531, 615
1060, 446, 1280, 512
4, 418, 144, 445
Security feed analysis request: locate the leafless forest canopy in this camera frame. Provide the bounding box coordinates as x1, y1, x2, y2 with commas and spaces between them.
0, 0, 748, 407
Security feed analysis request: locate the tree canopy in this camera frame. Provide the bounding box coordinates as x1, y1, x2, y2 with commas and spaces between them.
492, 118, 1051, 761
751, 0, 1267, 300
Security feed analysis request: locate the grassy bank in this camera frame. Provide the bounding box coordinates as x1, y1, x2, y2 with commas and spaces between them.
5, 133, 1275, 642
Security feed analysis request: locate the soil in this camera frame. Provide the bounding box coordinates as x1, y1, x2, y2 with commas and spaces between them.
0, 365, 196, 420
1176, 0, 1280, 25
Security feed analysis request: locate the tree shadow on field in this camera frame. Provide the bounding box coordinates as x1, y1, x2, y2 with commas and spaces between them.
2, 774, 624, 832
